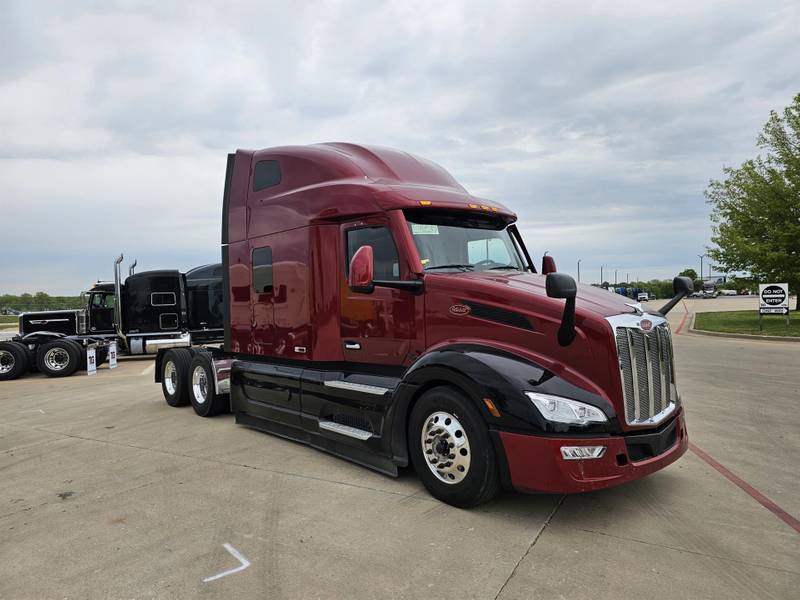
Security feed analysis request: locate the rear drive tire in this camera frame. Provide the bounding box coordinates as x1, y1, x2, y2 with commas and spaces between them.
37, 339, 81, 377
64, 340, 87, 370
408, 386, 500, 508
0, 341, 29, 380
189, 353, 227, 417
161, 349, 191, 407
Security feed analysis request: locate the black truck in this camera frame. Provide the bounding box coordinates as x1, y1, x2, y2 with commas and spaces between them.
0, 256, 223, 380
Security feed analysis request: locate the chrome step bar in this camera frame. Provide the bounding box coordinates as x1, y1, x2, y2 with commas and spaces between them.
318, 421, 373, 440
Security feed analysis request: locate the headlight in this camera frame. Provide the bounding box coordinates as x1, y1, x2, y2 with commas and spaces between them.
525, 392, 608, 426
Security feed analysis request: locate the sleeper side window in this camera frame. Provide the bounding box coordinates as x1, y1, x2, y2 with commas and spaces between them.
346, 226, 400, 281
252, 246, 273, 294
151, 292, 176, 306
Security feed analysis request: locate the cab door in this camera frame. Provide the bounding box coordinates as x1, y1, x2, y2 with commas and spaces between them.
339, 219, 424, 367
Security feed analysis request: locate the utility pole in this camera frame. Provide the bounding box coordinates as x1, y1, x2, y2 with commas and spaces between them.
600, 265, 604, 286
577, 259, 581, 282
627, 273, 630, 284
614, 269, 618, 286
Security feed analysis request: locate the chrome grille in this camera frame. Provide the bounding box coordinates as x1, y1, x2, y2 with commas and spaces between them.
609, 315, 676, 426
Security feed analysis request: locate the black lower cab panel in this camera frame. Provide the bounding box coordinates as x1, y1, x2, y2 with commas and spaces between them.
235, 411, 399, 476
230, 358, 405, 478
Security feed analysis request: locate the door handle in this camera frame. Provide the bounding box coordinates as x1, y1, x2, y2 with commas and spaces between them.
344, 341, 361, 350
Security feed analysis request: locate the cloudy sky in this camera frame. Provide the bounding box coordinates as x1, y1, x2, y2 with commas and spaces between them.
1, 0, 798, 294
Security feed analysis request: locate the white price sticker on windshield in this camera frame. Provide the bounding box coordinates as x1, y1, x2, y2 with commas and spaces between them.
411, 224, 439, 235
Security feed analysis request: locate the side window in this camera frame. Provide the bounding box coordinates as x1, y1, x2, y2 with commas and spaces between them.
151, 292, 176, 306
252, 246, 273, 294
91, 293, 114, 308
253, 160, 281, 192
346, 226, 400, 281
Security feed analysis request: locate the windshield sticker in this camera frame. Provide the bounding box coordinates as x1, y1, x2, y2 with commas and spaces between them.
411, 224, 439, 235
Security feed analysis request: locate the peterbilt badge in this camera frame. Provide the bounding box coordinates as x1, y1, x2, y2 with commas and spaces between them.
449, 304, 471, 316
640, 319, 653, 332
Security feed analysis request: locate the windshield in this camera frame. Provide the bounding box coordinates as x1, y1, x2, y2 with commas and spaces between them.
406, 212, 527, 273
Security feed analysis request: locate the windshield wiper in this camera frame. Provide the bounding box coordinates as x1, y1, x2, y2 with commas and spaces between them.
486, 265, 520, 271
425, 264, 475, 272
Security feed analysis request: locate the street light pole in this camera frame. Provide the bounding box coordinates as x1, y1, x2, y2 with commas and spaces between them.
600, 265, 604, 286
698, 254, 707, 284
577, 259, 581, 283
614, 269, 618, 286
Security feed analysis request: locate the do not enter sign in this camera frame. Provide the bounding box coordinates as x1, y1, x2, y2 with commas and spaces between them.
759, 283, 789, 315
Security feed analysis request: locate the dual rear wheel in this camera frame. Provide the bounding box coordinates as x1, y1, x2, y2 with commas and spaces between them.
161, 349, 228, 417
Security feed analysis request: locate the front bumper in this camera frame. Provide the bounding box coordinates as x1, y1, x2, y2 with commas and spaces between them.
498, 410, 688, 493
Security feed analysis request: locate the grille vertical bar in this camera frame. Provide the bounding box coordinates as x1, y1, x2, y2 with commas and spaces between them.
612, 321, 675, 425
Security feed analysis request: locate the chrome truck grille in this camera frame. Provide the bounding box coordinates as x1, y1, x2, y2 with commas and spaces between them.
607, 314, 677, 426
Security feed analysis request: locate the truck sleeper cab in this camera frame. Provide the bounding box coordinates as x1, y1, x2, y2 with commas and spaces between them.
0, 260, 224, 381
157, 143, 691, 507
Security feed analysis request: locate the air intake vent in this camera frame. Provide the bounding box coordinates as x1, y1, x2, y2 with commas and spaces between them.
464, 302, 533, 331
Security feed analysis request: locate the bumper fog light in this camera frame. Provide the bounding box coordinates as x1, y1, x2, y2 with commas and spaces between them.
560, 446, 607, 460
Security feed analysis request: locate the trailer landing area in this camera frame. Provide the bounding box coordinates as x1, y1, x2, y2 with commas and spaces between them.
1, 323, 798, 599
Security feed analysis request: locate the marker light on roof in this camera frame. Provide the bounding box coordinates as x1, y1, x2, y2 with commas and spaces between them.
419, 200, 432, 206
468, 203, 478, 208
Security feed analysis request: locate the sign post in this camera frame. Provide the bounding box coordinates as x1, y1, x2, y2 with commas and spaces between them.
758, 283, 790, 331
109, 342, 118, 369
87, 347, 97, 376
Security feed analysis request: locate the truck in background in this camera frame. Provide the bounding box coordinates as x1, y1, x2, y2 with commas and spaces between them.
156, 143, 693, 507
0, 258, 223, 380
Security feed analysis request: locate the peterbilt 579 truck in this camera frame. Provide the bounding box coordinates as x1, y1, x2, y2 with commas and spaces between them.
0, 259, 223, 380
155, 143, 692, 507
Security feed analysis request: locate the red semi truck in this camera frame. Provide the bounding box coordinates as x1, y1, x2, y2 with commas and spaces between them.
156, 143, 691, 507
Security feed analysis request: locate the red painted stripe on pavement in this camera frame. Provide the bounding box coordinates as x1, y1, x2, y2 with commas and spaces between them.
674, 302, 689, 335
690, 442, 800, 535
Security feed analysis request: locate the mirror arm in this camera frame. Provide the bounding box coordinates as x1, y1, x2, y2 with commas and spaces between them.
657, 291, 687, 316
557, 296, 576, 346
373, 279, 424, 294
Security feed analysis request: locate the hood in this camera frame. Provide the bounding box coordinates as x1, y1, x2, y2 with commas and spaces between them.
443, 271, 638, 318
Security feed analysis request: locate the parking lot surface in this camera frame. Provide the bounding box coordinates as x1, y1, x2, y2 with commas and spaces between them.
1, 296, 798, 599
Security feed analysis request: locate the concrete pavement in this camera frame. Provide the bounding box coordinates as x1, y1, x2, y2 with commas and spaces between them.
1, 301, 798, 599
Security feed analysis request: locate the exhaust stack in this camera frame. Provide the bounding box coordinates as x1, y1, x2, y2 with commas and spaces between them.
128, 259, 137, 277
114, 254, 127, 349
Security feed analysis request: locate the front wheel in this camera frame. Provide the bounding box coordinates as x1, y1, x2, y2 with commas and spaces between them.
408, 386, 500, 507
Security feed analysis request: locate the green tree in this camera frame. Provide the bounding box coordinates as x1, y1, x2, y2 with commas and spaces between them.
706, 93, 800, 310
679, 268, 698, 281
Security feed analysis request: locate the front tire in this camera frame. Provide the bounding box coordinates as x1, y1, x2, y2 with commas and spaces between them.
0, 341, 29, 380
37, 340, 81, 377
408, 386, 500, 507
189, 353, 228, 417
161, 349, 191, 407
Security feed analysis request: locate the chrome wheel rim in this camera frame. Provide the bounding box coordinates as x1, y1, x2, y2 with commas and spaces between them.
421, 411, 471, 485
0, 350, 14, 374
44, 347, 70, 371
192, 365, 208, 405
164, 360, 177, 395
